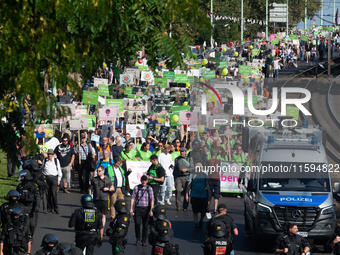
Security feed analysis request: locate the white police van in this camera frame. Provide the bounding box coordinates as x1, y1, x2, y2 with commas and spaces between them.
241, 119, 340, 251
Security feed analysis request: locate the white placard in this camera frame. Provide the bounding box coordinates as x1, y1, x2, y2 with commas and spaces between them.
94, 78, 108, 88
127, 161, 152, 189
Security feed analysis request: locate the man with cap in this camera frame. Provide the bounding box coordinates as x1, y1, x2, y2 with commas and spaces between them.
69, 194, 103, 255
43, 149, 62, 214
205, 204, 238, 254
130, 175, 154, 246
173, 147, 194, 211
106, 199, 131, 255
146, 155, 165, 205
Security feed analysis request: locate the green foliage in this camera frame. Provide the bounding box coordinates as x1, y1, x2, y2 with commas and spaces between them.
0, 0, 212, 159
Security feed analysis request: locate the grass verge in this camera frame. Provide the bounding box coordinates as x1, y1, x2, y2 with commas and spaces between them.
0, 150, 19, 205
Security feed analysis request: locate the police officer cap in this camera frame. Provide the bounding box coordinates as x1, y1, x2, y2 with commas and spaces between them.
210, 220, 227, 238
80, 194, 95, 209
114, 199, 128, 213
152, 204, 167, 220
158, 226, 171, 242
11, 207, 23, 218
41, 234, 58, 247
7, 190, 20, 199
19, 170, 33, 181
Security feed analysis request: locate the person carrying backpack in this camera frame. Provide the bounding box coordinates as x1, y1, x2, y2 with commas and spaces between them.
205, 204, 238, 255
130, 175, 155, 246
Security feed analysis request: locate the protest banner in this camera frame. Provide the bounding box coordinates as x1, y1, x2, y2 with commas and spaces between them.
82, 91, 98, 105
120, 74, 134, 85
93, 78, 108, 87
219, 162, 242, 193
99, 107, 118, 121
34, 124, 54, 139
126, 161, 152, 188
126, 124, 144, 138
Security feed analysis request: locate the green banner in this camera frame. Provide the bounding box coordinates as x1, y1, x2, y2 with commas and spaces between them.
286, 105, 299, 121
238, 65, 252, 75
137, 65, 148, 71
106, 99, 124, 115
98, 84, 113, 97
125, 87, 134, 98
335, 26, 340, 30
172, 105, 190, 115
241, 40, 245, 45
250, 69, 259, 74
81, 114, 96, 127
313, 31, 318, 36
154, 78, 168, 88
174, 74, 188, 83
289, 34, 298, 39
82, 91, 98, 105
202, 70, 215, 79
252, 49, 260, 56
326, 27, 334, 32
113, 68, 124, 77
163, 71, 175, 79
195, 64, 203, 69
271, 39, 279, 44
218, 62, 228, 68
300, 36, 309, 41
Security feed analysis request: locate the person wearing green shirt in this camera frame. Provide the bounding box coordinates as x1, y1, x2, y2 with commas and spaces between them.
216, 146, 230, 162
170, 144, 180, 161
136, 143, 152, 161
120, 143, 137, 162
136, 137, 143, 151
153, 142, 164, 156
203, 146, 211, 160
231, 147, 246, 163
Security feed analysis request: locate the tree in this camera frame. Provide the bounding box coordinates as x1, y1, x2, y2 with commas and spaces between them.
0, 0, 212, 161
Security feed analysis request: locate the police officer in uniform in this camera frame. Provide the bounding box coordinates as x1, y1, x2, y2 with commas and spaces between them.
0, 208, 32, 255
68, 194, 103, 255
151, 226, 178, 255
0, 190, 28, 228
106, 199, 131, 255
274, 223, 311, 255
16, 170, 40, 236
203, 220, 230, 255
327, 224, 340, 254
35, 234, 83, 255
35, 234, 59, 255
149, 204, 173, 246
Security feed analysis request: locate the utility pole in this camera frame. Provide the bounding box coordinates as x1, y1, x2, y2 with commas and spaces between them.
334, 0, 336, 25
286, 0, 289, 35
320, 0, 323, 26
241, 0, 244, 42
266, 0, 268, 41
211, 0, 213, 48
304, 0, 307, 30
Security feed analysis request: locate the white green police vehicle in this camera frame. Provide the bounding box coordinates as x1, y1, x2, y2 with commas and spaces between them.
241, 119, 340, 251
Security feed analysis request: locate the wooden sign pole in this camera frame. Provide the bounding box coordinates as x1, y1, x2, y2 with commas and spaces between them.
78, 130, 81, 164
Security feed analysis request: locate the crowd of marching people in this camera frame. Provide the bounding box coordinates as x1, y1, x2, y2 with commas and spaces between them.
2, 27, 340, 255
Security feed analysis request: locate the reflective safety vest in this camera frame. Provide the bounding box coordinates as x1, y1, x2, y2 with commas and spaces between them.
148, 164, 161, 185
107, 165, 126, 187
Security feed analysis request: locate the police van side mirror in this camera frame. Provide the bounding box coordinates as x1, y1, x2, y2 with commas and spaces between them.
247, 180, 256, 192
334, 181, 340, 194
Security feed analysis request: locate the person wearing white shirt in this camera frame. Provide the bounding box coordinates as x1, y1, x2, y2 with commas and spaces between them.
43, 149, 62, 214
158, 144, 174, 205
273, 56, 281, 82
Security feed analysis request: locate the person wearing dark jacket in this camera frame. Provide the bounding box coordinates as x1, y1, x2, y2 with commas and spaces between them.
173, 147, 194, 211
327, 224, 340, 254
274, 223, 311, 255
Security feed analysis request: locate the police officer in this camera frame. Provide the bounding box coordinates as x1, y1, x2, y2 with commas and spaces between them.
205, 204, 237, 254
35, 234, 83, 255
35, 234, 59, 255
106, 199, 131, 254
274, 223, 311, 255
327, 224, 340, 254
68, 194, 103, 255
0, 190, 27, 227
16, 170, 40, 236
151, 225, 178, 255
149, 204, 173, 246
203, 220, 230, 255
0, 208, 32, 255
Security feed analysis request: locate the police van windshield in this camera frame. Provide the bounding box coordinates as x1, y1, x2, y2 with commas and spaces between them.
259, 162, 330, 192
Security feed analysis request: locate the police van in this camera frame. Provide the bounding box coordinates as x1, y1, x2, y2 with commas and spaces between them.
241, 119, 340, 251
